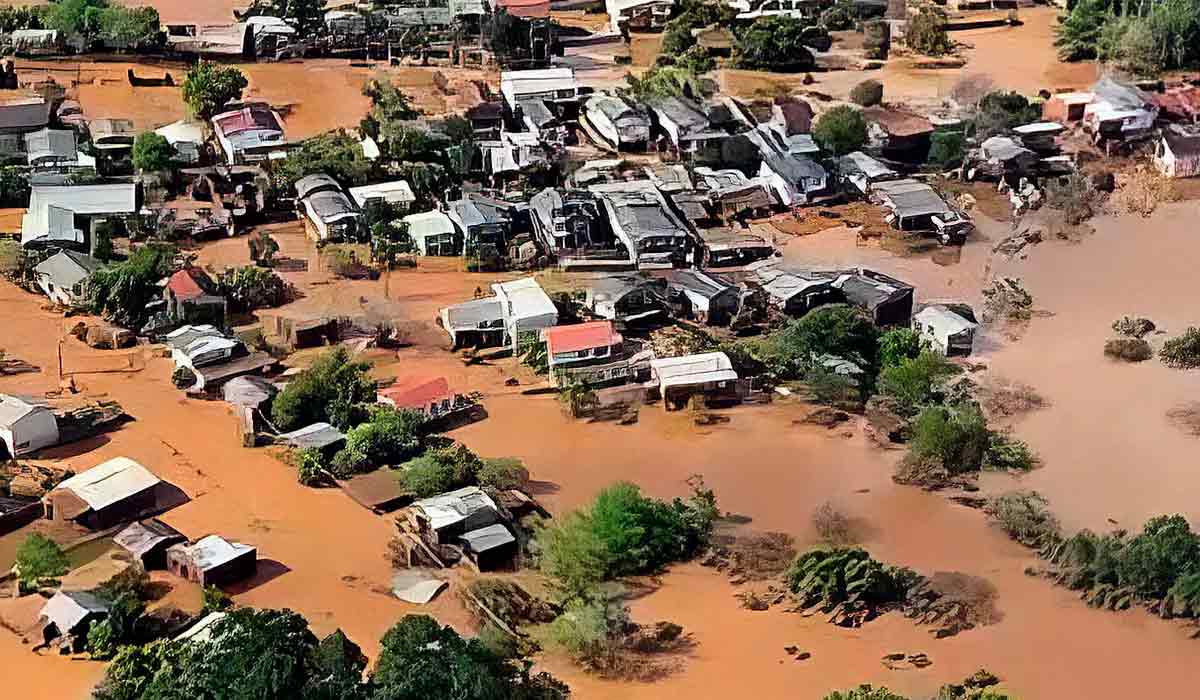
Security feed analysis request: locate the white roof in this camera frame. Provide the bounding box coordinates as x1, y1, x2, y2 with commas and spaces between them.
1050, 91, 1093, 105
403, 210, 456, 239
1012, 121, 1064, 135
53, 457, 161, 512
40, 590, 107, 634
173, 534, 255, 572
182, 336, 239, 360
492, 277, 558, 323
349, 181, 416, 207
915, 305, 977, 335
0, 394, 44, 426
413, 486, 498, 531
175, 611, 227, 643
23, 184, 137, 243
155, 119, 206, 145
500, 68, 579, 105
651, 351, 738, 389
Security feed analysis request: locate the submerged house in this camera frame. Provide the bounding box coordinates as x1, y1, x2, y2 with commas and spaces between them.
1154, 129, 1200, 179
114, 518, 187, 570
44, 457, 179, 530
650, 351, 738, 411
295, 174, 361, 242
33, 249, 101, 306
696, 227, 774, 267
589, 179, 693, 267
833, 268, 914, 326
0, 394, 59, 458
664, 269, 740, 326
167, 534, 258, 587
838, 151, 899, 196
529, 188, 611, 255
378, 375, 480, 424
408, 486, 502, 543
582, 94, 650, 151
0, 97, 51, 138
871, 178, 972, 244
1083, 78, 1157, 141
39, 591, 108, 650
758, 151, 827, 207
211, 103, 288, 165
543, 320, 645, 387
402, 210, 460, 256
583, 274, 669, 325
914, 304, 977, 356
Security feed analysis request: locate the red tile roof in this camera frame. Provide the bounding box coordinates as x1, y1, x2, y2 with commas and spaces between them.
166, 268, 211, 300
544, 321, 622, 355
378, 376, 453, 411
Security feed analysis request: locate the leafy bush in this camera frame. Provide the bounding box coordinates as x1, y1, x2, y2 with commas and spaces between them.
1104, 338, 1153, 362
1044, 172, 1100, 225
295, 448, 326, 486
15, 533, 69, 589
981, 277, 1033, 323
812, 105, 869, 156
332, 406, 426, 476
905, 7, 952, 57
877, 351, 959, 415
476, 457, 529, 491
909, 402, 990, 474
878, 328, 926, 370
271, 347, 375, 431
733, 15, 817, 72
1112, 316, 1155, 338
624, 64, 708, 101
984, 433, 1038, 471
216, 265, 292, 312
752, 305, 879, 381
87, 619, 118, 659
1119, 515, 1200, 599
273, 130, 377, 194
825, 687, 909, 700
972, 91, 1042, 139
927, 130, 966, 169
396, 443, 482, 497
0, 166, 30, 207
132, 132, 173, 172
802, 365, 863, 409
85, 244, 177, 327
541, 598, 614, 665
849, 79, 884, 107
786, 547, 914, 612
985, 491, 1061, 547
1054, 0, 1107, 60
202, 585, 233, 614
181, 62, 248, 119
1160, 328, 1200, 369
820, 0, 856, 30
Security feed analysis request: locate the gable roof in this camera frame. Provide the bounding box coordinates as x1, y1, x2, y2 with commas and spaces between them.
1164, 130, 1200, 158
33, 250, 102, 288
40, 590, 108, 634
864, 107, 934, 137
171, 534, 255, 571
544, 321, 623, 354
412, 486, 499, 532
53, 457, 161, 512
378, 376, 454, 410
0, 394, 49, 426
166, 268, 214, 300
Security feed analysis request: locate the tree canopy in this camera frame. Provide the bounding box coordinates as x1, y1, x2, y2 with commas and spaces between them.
271, 346, 376, 431
132, 132, 173, 172
14, 533, 69, 589
181, 62, 249, 119
85, 244, 177, 327
733, 15, 817, 72
812, 106, 869, 157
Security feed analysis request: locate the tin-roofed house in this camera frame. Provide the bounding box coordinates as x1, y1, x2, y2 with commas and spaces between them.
295, 174, 361, 242
0, 394, 59, 459
650, 351, 739, 411
458, 523, 518, 571
1154, 129, 1200, 179
447, 194, 515, 268
493, 277, 559, 351
349, 180, 416, 213
529, 188, 615, 259
33, 249, 101, 306
39, 590, 108, 651
583, 274, 668, 326
439, 297, 507, 349
589, 179, 693, 267
211, 103, 287, 165
833, 268, 914, 326
914, 304, 977, 356
43, 457, 181, 530
407, 486, 502, 543
88, 118, 136, 161
696, 227, 774, 267
114, 518, 187, 570
1083, 78, 1157, 142
0, 97, 52, 137
402, 210, 460, 256
164, 267, 227, 328
758, 150, 827, 207
24, 128, 78, 168
21, 182, 138, 248
1042, 91, 1093, 123
871, 178, 972, 244
500, 68, 590, 121
167, 534, 258, 587
754, 268, 840, 317
582, 93, 651, 151
837, 151, 899, 196
647, 96, 726, 163
664, 269, 740, 326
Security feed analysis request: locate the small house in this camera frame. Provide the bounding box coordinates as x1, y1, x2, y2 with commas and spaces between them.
114, 518, 187, 570
755, 268, 841, 317
696, 227, 774, 267
500, 68, 589, 117
589, 180, 693, 267
1154, 130, 1200, 179
758, 151, 827, 207
833, 268, 914, 326
650, 352, 739, 411
837, 151, 899, 196
864, 107, 934, 162
0, 394, 59, 458
164, 267, 227, 327
871, 178, 972, 244
24, 128, 78, 168
914, 304, 977, 356
439, 297, 506, 349
276, 422, 346, 452
664, 269, 740, 326
1082, 78, 1157, 141
543, 320, 627, 387
33, 250, 101, 306
167, 534, 258, 587
295, 174, 361, 242
466, 101, 504, 139
155, 120, 206, 164
44, 457, 178, 530
583, 274, 668, 325
515, 99, 565, 143
408, 486, 502, 544
647, 96, 726, 163
21, 182, 138, 247
0, 97, 52, 137
399, 210, 458, 256
493, 277, 559, 350
458, 523, 517, 572
378, 376, 480, 424
172, 334, 242, 370
971, 136, 1038, 182
530, 188, 610, 255
447, 194, 514, 261
211, 103, 287, 165
583, 94, 651, 151
39, 591, 108, 650
349, 180, 416, 213
1011, 122, 1066, 153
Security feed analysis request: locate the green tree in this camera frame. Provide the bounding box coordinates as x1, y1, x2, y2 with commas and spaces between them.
877, 350, 958, 415
850, 79, 884, 107
271, 347, 376, 431
132, 132, 173, 172
216, 265, 292, 312
0, 166, 31, 207
928, 130, 966, 169
624, 64, 708, 101
295, 448, 327, 486
203, 585, 233, 614
824, 687, 909, 700
181, 62, 249, 119
331, 406, 427, 476
1118, 515, 1200, 599
44, 0, 108, 42
14, 533, 69, 589
909, 402, 991, 474
661, 0, 736, 55
812, 106, 869, 156
371, 615, 569, 700
972, 91, 1041, 139
753, 304, 880, 380
273, 130, 377, 194
905, 7, 953, 56
733, 15, 817, 72
877, 327, 925, 370
98, 6, 162, 50
1055, 0, 1109, 60
84, 243, 177, 327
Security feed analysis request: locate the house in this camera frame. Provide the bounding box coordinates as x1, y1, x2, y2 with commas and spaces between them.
607, 0, 674, 32
402, 210, 460, 256
482, 132, 554, 184
88, 118, 136, 156
694, 168, 774, 220
164, 267, 227, 327
349, 180, 416, 213
754, 268, 840, 317
664, 269, 740, 325
408, 486, 502, 543
24, 128, 78, 168
1083, 78, 1157, 141
9, 29, 62, 56
647, 96, 726, 162
447, 194, 514, 261
1042, 91, 1093, 123
154, 120, 206, 164
211, 103, 288, 165
0, 394, 59, 458
589, 179, 693, 267
644, 163, 694, 194
543, 320, 635, 387
530, 188, 610, 255
167, 535, 258, 587
1152, 86, 1200, 124
650, 352, 739, 411
970, 136, 1038, 181
33, 250, 102, 306
837, 151, 899, 196
500, 68, 589, 115
583, 274, 668, 325
39, 591, 108, 650
44, 457, 179, 530
1011, 122, 1065, 153
0, 494, 42, 535
21, 182, 138, 247
222, 375, 278, 410
864, 107, 934, 162
914, 304, 977, 356
466, 101, 504, 139
582, 94, 650, 151
758, 151, 827, 207
1154, 129, 1200, 179
871, 178, 972, 244
165, 23, 253, 58
114, 518, 187, 570
295, 174, 361, 242
162, 324, 224, 351
0, 96, 52, 137
187, 352, 277, 396
276, 422, 346, 452
833, 268, 914, 326
494, 277, 559, 350
439, 297, 507, 349
696, 227, 774, 267
378, 376, 481, 424
458, 523, 518, 571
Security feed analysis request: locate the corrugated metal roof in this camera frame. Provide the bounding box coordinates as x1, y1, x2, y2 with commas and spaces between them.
349, 180, 415, 207
493, 277, 558, 322
412, 486, 499, 532
651, 351, 737, 389
33, 250, 101, 289
24, 128, 76, 162
544, 320, 622, 354
54, 457, 162, 512
459, 523, 516, 553
172, 534, 255, 572
277, 422, 345, 450
114, 518, 186, 558
403, 210, 456, 240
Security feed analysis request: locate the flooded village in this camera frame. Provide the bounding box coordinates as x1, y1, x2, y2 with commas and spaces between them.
2, 0, 1200, 697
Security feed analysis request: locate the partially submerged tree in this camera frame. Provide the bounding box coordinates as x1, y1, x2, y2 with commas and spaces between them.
132, 132, 174, 172
14, 533, 69, 590
733, 15, 817, 72
812, 105, 869, 156
271, 347, 376, 431
181, 62, 249, 119
905, 7, 953, 57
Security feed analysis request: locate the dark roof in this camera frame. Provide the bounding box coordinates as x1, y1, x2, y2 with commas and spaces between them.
114, 518, 186, 558
774, 97, 814, 135
1164, 130, 1200, 157
0, 100, 52, 131
665, 269, 737, 300
835, 269, 913, 309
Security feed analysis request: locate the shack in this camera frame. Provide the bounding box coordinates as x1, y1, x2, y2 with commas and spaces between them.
756, 268, 840, 317
407, 486, 502, 544
1083, 78, 1157, 141
650, 352, 738, 410
114, 518, 187, 570
164, 267, 227, 327
1153, 129, 1200, 179
583, 274, 668, 325
664, 269, 740, 326
33, 250, 101, 306
0, 97, 52, 137
39, 590, 108, 650
529, 188, 610, 255
589, 179, 693, 267
582, 94, 651, 151
402, 210, 460, 256
167, 534, 258, 587
647, 96, 726, 163
838, 151, 899, 196
439, 297, 506, 349
696, 227, 774, 267
0, 394, 59, 458
914, 304, 977, 356
276, 422, 346, 452
834, 269, 914, 326
871, 178, 972, 244
211, 103, 288, 165
44, 457, 179, 530
458, 523, 517, 571
296, 174, 361, 242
